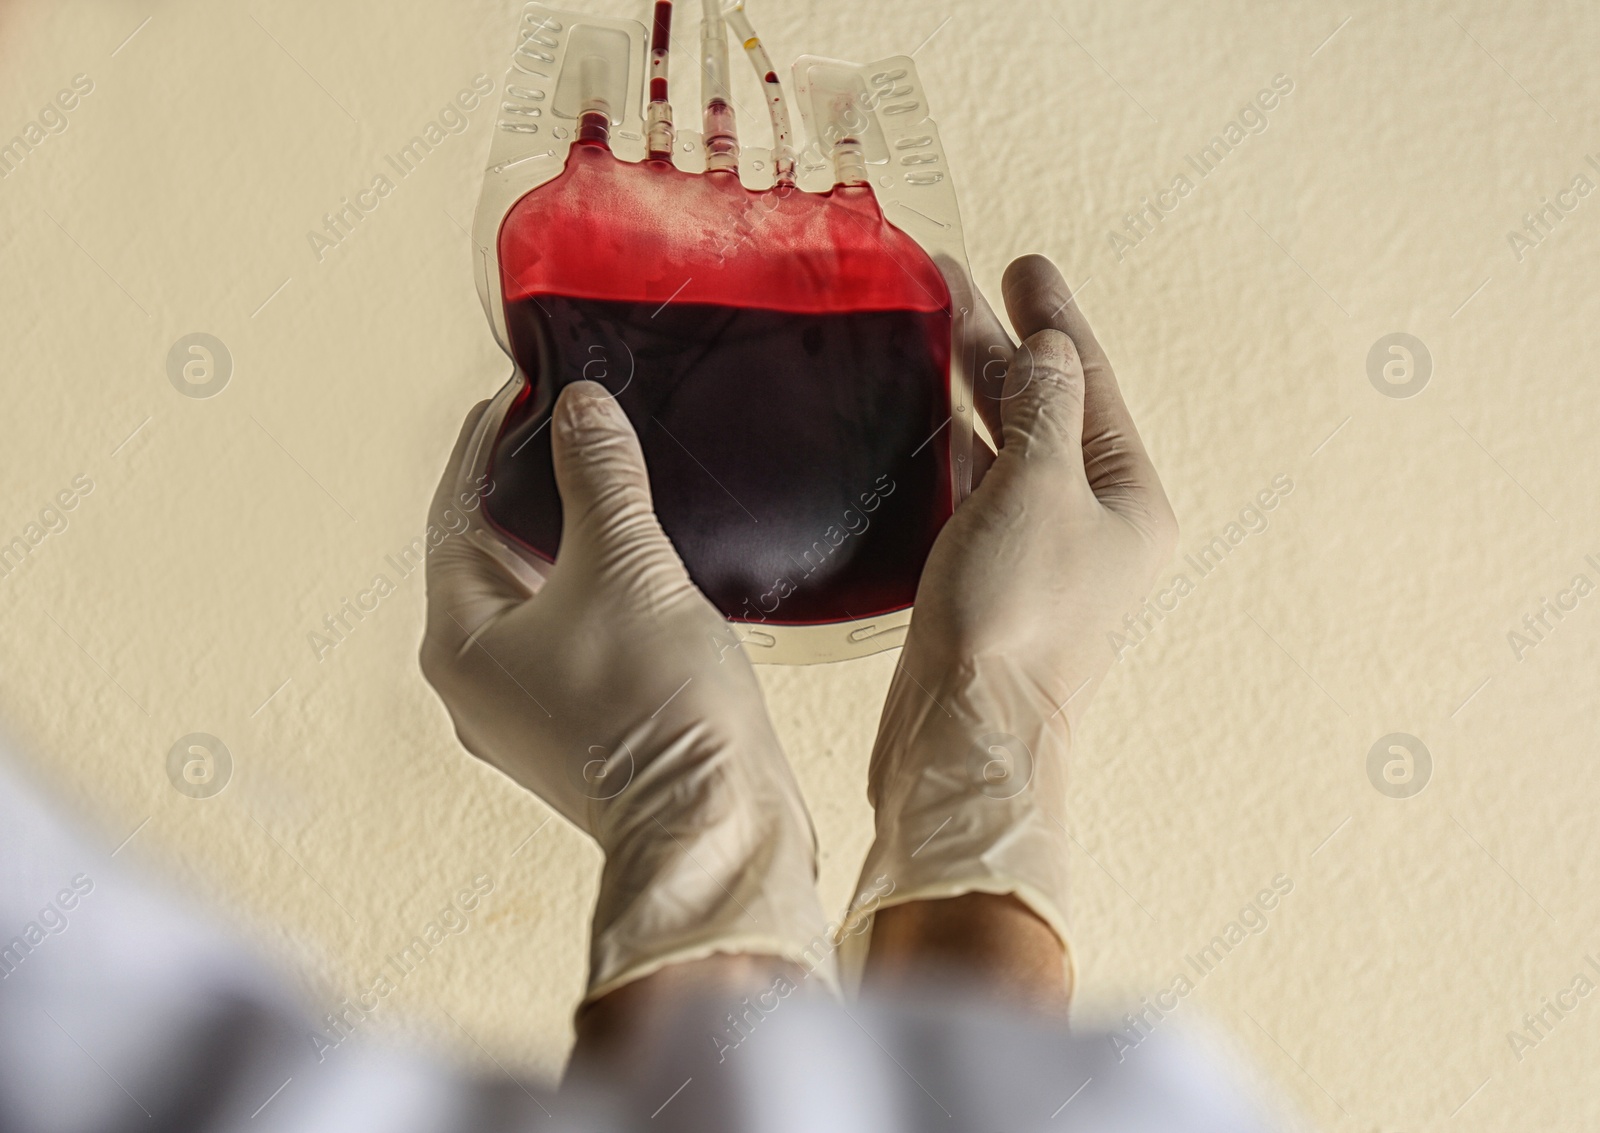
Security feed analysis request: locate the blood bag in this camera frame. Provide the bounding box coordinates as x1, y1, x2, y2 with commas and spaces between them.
461, 1, 978, 664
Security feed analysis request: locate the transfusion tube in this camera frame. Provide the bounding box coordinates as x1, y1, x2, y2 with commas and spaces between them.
723, 2, 794, 187
826, 93, 868, 187
576, 53, 612, 146
646, 1, 675, 160
699, 0, 739, 174
831, 129, 867, 186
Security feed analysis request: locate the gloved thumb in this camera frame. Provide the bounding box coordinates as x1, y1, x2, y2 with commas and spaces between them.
994, 327, 1088, 471
1001, 254, 1173, 528
549, 382, 694, 600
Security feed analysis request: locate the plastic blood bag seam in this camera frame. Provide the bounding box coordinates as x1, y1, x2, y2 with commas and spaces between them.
467, 2, 977, 664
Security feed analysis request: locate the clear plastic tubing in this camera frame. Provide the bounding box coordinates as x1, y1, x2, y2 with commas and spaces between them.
831, 127, 867, 186
724, 2, 794, 186
699, 0, 739, 174
575, 53, 612, 146
646, 1, 675, 160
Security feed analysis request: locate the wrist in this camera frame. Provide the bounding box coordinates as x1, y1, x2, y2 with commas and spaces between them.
584, 736, 834, 1001
870, 653, 1073, 811
849, 654, 1075, 958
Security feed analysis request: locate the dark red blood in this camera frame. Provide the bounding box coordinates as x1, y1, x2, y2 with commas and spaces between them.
650, 0, 672, 51
487, 143, 954, 625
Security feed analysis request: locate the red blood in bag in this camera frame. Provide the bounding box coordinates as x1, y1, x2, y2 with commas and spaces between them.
485, 141, 954, 625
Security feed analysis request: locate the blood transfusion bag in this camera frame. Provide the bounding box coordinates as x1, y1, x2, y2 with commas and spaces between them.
463, 1, 978, 664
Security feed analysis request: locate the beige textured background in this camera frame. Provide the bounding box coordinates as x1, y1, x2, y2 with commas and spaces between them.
4, 0, 1598, 1127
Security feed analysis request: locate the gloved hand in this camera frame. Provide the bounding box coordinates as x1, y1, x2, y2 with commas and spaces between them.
420, 383, 832, 1001
843, 256, 1179, 972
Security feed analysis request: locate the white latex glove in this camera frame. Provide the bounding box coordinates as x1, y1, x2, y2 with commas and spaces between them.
421, 383, 832, 1001
844, 256, 1179, 970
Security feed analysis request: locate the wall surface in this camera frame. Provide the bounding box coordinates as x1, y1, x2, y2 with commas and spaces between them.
3, 0, 1599, 1128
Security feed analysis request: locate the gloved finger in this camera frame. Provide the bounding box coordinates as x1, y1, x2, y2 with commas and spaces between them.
422, 399, 531, 659
1001, 255, 1173, 527
995, 327, 1087, 469
426, 399, 490, 524
549, 382, 696, 605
